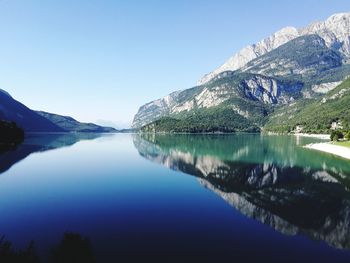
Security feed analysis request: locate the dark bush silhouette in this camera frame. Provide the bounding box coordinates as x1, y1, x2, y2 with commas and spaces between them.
50, 233, 95, 263
0, 233, 96, 263
0, 120, 24, 144
0, 236, 40, 263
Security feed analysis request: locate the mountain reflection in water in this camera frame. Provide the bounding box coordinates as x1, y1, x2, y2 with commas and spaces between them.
133, 133, 350, 250
0, 133, 103, 175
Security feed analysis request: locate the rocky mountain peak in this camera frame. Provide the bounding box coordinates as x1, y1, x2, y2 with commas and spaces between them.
259, 26, 299, 51
198, 12, 350, 85
197, 26, 299, 86
300, 12, 350, 56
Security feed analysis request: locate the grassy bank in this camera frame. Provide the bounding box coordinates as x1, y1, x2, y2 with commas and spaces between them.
334, 141, 350, 148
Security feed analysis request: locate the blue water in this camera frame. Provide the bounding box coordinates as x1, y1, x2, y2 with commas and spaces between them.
0, 133, 350, 262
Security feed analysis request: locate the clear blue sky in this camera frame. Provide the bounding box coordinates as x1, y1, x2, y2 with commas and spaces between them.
0, 0, 349, 128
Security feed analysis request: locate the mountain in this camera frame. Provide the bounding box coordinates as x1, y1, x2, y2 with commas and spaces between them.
0, 89, 116, 133
198, 12, 350, 85
36, 111, 117, 133
133, 12, 350, 132
0, 89, 64, 132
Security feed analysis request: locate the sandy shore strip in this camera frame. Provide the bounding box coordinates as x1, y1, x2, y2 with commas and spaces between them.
304, 142, 350, 160
294, 133, 330, 140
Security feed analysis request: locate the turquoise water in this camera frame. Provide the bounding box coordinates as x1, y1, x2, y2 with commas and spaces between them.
0, 133, 350, 262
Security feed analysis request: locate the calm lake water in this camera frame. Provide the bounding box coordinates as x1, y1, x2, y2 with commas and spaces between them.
1, 133, 350, 262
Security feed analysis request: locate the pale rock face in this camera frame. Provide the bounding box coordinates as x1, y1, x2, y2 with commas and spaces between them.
132, 90, 181, 128
172, 100, 194, 113
312, 81, 342, 94
329, 88, 349, 100
132, 85, 231, 127
133, 73, 301, 128
232, 105, 249, 118
132, 75, 300, 128
171, 86, 230, 114
300, 13, 350, 57
242, 58, 297, 76
198, 12, 350, 85
195, 86, 229, 108
243, 77, 279, 103
197, 26, 300, 85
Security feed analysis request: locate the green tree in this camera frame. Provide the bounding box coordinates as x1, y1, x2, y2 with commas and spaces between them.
330, 130, 343, 141
333, 134, 339, 141
345, 131, 350, 140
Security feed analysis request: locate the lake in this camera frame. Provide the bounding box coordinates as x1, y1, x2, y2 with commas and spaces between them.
1, 133, 350, 262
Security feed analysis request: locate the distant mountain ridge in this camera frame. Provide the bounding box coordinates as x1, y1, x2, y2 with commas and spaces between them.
0, 89, 116, 133
133, 12, 350, 132
36, 111, 116, 133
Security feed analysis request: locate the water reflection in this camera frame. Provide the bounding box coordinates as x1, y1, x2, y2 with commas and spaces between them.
0, 133, 102, 175
133, 134, 350, 250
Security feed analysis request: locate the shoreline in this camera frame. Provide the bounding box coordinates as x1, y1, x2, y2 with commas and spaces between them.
294, 133, 330, 140
304, 142, 350, 160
